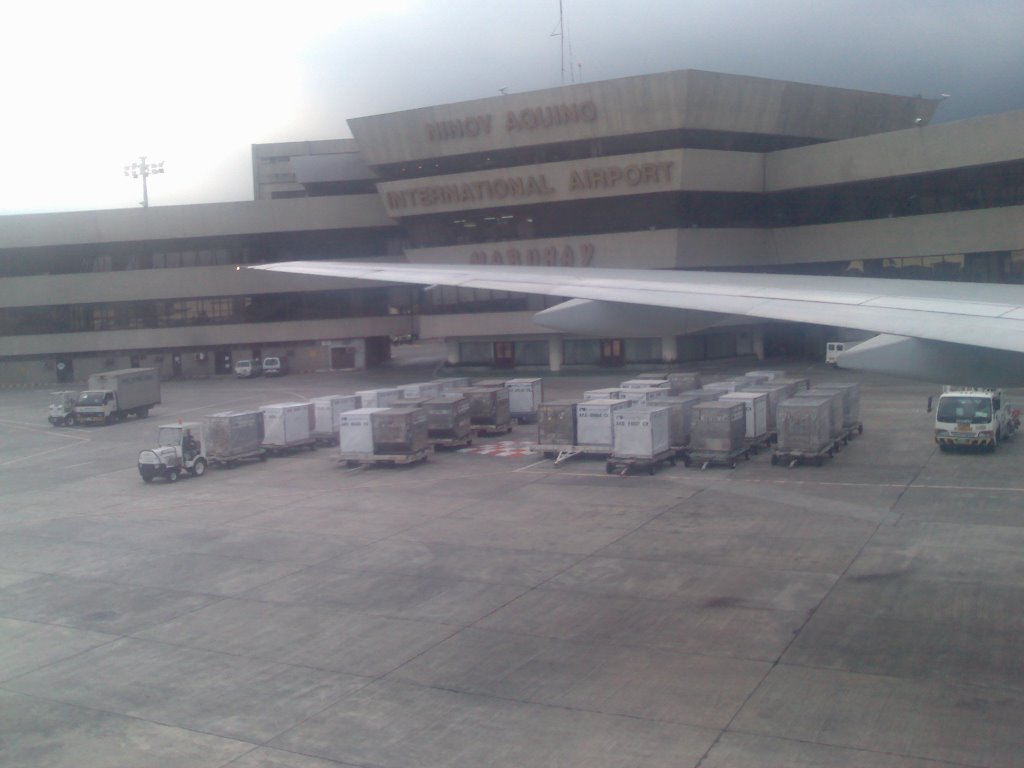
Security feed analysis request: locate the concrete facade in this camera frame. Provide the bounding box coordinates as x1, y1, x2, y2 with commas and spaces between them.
2, 68, 1023, 385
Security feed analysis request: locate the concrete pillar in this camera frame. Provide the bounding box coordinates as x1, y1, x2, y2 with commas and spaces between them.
445, 339, 459, 365
661, 336, 678, 364
548, 338, 563, 372
753, 327, 765, 361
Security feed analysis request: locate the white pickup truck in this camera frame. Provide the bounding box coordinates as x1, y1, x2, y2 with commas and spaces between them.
934, 387, 1020, 452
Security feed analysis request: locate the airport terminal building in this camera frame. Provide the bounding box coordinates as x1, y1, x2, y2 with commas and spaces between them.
2, 69, 1023, 385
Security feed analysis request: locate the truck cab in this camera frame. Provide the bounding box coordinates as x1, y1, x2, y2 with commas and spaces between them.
934, 387, 1019, 452
138, 422, 207, 482
48, 390, 79, 426
75, 390, 118, 425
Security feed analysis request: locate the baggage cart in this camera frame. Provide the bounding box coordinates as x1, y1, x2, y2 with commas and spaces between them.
204, 410, 267, 468
680, 445, 750, 470
338, 446, 432, 468
605, 448, 677, 476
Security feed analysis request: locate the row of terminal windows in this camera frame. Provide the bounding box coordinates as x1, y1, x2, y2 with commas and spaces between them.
0, 289, 395, 337
0, 231, 403, 278
405, 161, 1024, 247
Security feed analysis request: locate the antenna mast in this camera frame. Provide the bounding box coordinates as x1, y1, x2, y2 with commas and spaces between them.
559, 0, 565, 85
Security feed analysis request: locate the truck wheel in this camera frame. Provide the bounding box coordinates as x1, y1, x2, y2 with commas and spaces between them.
64, 414, 75, 426
190, 458, 207, 477
138, 407, 149, 418
168, 469, 179, 482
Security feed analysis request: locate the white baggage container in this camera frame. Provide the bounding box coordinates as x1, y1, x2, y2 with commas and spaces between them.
507, 378, 543, 418
720, 391, 769, 440
677, 388, 721, 403
575, 398, 632, 447
703, 381, 739, 394
621, 379, 670, 390
399, 382, 441, 399
584, 387, 624, 400
620, 386, 670, 405
747, 370, 786, 381
338, 407, 387, 454
612, 407, 671, 459
433, 377, 471, 391
260, 402, 315, 447
311, 395, 361, 440
356, 388, 401, 408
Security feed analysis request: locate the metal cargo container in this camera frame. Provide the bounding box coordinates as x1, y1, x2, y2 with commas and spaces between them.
399, 382, 441, 399
703, 381, 739, 393
584, 387, 624, 400
507, 378, 543, 419
621, 379, 670, 390
204, 410, 264, 460
740, 383, 792, 430
666, 372, 702, 394
433, 377, 471, 391
575, 399, 632, 447
635, 373, 669, 381
454, 386, 511, 425
612, 407, 671, 459
814, 382, 861, 427
472, 378, 509, 388
731, 374, 769, 387
798, 389, 844, 439
775, 377, 811, 392
538, 400, 578, 446
677, 388, 721, 403
620, 387, 670, 405
691, 401, 747, 453
777, 397, 833, 453
260, 402, 315, 447
720, 392, 769, 440
311, 395, 361, 440
661, 396, 700, 447
338, 407, 387, 454
356, 388, 401, 408
746, 370, 786, 381
424, 396, 472, 439
371, 407, 429, 454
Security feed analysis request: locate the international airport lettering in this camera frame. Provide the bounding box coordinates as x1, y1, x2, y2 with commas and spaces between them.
386, 175, 556, 210
568, 161, 674, 191
425, 101, 598, 141
387, 161, 674, 211
470, 242, 596, 267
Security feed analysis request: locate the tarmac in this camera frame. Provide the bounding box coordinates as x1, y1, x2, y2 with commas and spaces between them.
1, 344, 1023, 767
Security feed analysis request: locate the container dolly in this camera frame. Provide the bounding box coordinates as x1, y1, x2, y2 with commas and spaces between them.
339, 446, 432, 468
680, 446, 750, 470
605, 449, 677, 475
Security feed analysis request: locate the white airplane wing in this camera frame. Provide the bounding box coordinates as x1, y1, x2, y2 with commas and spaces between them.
251, 261, 1024, 383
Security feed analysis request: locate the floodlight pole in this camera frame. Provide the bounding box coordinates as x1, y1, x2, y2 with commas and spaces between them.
123, 155, 165, 208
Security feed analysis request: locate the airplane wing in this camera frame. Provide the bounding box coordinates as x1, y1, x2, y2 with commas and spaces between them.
250, 261, 1024, 383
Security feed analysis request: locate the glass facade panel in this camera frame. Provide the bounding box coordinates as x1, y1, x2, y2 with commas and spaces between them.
563, 339, 601, 365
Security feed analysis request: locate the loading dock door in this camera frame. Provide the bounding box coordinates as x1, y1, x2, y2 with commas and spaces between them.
494, 341, 515, 369
215, 351, 232, 375
332, 346, 356, 369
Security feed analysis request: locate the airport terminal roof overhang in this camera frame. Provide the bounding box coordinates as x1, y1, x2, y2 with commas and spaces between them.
347, 69, 941, 168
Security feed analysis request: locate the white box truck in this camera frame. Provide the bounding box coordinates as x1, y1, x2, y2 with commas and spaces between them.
75, 368, 160, 425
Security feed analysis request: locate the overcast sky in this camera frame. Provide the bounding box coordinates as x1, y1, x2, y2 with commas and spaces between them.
2, 0, 1022, 215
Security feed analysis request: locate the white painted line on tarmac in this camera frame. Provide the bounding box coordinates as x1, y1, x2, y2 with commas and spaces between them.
514, 459, 549, 472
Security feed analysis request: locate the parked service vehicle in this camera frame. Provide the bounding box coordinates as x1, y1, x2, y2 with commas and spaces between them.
934, 387, 1019, 452
234, 359, 261, 378
138, 422, 207, 482
47, 390, 79, 426
75, 368, 160, 425
825, 340, 864, 365
262, 356, 287, 376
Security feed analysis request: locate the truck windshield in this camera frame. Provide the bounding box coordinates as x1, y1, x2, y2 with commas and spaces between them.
937, 396, 992, 424
158, 427, 182, 447
77, 391, 106, 405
